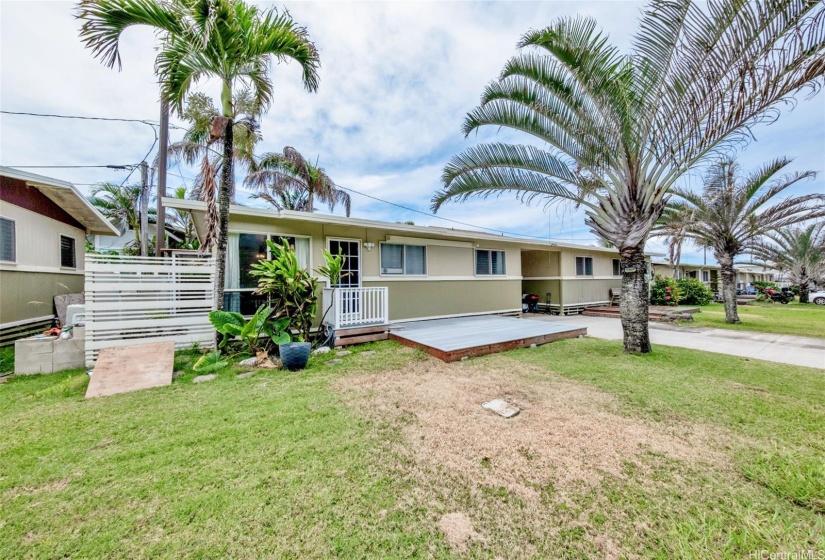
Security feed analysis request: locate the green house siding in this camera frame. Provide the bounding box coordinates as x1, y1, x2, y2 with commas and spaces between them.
561, 279, 620, 305
0, 271, 83, 325
362, 279, 521, 322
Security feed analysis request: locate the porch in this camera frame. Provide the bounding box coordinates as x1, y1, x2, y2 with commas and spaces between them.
322, 286, 390, 346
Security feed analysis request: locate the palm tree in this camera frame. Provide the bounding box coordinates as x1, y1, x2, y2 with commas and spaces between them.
89, 182, 154, 248
751, 221, 825, 304
430, 1, 825, 353
245, 147, 351, 216
251, 186, 310, 212
166, 91, 261, 204
77, 0, 320, 311
654, 159, 823, 323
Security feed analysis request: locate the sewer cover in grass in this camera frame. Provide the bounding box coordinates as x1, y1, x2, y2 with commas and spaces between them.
482, 399, 520, 418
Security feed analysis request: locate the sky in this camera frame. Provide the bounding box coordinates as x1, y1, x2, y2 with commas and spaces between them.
1, 0, 824, 265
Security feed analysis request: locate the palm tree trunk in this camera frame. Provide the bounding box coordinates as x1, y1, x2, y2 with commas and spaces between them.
718, 255, 740, 323
214, 118, 234, 312
799, 276, 809, 304
620, 246, 651, 353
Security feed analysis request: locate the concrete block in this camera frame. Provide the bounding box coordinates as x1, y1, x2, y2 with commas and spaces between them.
15, 352, 54, 375
72, 326, 85, 340
15, 337, 56, 355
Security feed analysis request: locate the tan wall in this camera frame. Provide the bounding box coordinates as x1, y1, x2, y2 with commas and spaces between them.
561, 278, 620, 305
217, 213, 522, 281
362, 279, 521, 321
521, 250, 561, 277
560, 247, 620, 278
0, 270, 83, 325
0, 202, 86, 272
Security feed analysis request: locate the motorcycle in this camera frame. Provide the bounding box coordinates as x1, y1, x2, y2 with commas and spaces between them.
765, 289, 792, 304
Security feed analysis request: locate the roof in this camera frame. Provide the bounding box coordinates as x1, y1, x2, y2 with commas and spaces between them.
651, 258, 720, 269
163, 197, 653, 256
0, 166, 119, 235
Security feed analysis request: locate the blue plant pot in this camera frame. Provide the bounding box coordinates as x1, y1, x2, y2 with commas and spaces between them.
279, 342, 311, 371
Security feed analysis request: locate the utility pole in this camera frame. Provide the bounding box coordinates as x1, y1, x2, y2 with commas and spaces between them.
155, 100, 169, 256
140, 161, 149, 257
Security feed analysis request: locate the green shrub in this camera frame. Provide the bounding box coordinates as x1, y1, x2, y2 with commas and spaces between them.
650, 275, 680, 306
676, 277, 713, 305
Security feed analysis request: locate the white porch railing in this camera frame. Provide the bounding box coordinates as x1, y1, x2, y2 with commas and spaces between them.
322, 287, 389, 330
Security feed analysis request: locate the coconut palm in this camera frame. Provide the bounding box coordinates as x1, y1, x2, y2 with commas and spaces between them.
89, 182, 154, 247
654, 159, 823, 322
77, 0, 320, 311
245, 147, 351, 216
430, 1, 825, 352
251, 186, 310, 212
751, 221, 825, 304
166, 91, 262, 204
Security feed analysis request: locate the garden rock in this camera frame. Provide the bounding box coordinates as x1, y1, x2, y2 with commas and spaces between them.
335, 350, 352, 357
482, 398, 520, 418
313, 346, 331, 354
192, 374, 217, 384
326, 359, 343, 366
238, 357, 258, 367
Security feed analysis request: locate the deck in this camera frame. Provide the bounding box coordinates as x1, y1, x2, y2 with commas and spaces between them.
389, 315, 587, 362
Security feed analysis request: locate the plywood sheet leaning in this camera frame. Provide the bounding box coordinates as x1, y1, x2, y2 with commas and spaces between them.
85, 341, 175, 398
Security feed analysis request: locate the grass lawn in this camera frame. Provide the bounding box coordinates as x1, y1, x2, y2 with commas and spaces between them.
688, 301, 825, 338
1, 339, 823, 558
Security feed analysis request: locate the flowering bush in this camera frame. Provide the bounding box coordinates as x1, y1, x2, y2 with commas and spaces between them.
675, 277, 713, 305
650, 275, 681, 306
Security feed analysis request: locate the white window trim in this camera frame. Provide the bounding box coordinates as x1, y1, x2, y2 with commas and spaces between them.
0, 215, 16, 264
474, 248, 506, 276
379, 241, 428, 277
575, 255, 594, 277
59, 233, 77, 270
326, 237, 362, 287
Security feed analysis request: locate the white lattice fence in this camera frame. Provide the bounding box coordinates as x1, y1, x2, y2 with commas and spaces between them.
84, 254, 215, 366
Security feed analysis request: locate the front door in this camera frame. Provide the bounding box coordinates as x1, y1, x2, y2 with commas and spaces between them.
328, 239, 361, 322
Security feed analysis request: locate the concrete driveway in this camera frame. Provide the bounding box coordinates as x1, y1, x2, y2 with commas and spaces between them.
523, 313, 825, 370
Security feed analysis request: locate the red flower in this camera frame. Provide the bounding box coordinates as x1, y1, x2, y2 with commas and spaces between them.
665, 296, 671, 300
665, 287, 671, 292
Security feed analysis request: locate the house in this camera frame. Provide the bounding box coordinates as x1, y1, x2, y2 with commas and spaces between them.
164, 198, 644, 325
651, 259, 721, 292
0, 167, 119, 342
93, 224, 184, 254
734, 263, 780, 289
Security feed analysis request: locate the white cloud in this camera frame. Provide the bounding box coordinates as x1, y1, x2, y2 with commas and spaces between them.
1, 0, 823, 265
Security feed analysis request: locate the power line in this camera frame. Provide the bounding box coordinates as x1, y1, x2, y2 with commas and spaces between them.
4, 164, 132, 169
336, 184, 589, 242
0, 110, 187, 130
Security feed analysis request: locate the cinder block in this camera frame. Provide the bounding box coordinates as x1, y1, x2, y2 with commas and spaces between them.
72, 326, 85, 340
15, 337, 56, 355
15, 352, 54, 375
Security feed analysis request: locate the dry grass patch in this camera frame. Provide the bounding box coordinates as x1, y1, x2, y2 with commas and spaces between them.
338, 356, 731, 500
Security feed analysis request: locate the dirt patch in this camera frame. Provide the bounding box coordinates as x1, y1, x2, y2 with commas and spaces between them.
437, 512, 479, 552
337, 356, 732, 499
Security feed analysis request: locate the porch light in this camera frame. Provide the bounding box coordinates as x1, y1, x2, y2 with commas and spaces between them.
363, 242, 375, 251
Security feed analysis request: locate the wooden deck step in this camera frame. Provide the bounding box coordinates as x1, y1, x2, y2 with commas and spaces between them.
333, 324, 390, 347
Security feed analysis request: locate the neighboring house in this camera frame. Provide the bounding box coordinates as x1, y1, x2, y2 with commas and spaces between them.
734, 263, 780, 289
93, 224, 183, 253
165, 198, 644, 322
0, 167, 119, 342
651, 259, 721, 292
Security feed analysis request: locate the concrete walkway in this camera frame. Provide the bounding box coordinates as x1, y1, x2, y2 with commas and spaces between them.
523, 314, 825, 370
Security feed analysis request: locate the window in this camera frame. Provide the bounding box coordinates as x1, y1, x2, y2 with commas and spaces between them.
575, 256, 593, 276
60, 235, 76, 268
702, 270, 709, 282
0, 217, 15, 262
380, 243, 426, 275
476, 249, 506, 275
612, 258, 621, 276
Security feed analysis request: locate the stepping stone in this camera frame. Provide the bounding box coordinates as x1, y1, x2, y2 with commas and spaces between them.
359, 351, 376, 357
236, 372, 256, 379
335, 350, 352, 357
482, 399, 520, 418
313, 347, 331, 354
193, 374, 217, 384
326, 359, 343, 366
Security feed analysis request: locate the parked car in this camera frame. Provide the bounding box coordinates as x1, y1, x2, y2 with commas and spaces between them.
810, 290, 825, 305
